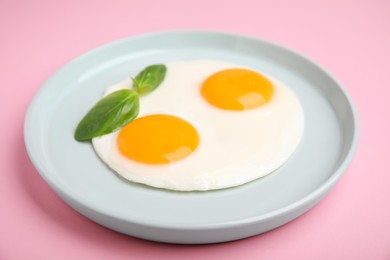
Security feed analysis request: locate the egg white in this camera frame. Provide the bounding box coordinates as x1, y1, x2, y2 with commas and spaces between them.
92, 60, 304, 191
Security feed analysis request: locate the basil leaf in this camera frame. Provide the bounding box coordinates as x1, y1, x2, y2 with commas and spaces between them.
74, 89, 139, 141
134, 64, 166, 95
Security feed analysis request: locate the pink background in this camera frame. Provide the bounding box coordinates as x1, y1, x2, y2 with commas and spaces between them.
1, 0, 389, 259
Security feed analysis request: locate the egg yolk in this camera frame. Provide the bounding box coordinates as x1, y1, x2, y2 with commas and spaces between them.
201, 68, 274, 110
117, 114, 199, 164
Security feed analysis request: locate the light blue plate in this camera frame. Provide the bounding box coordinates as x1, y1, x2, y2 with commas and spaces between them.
24, 31, 359, 244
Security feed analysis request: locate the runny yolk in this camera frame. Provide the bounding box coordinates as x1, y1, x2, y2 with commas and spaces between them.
201, 68, 274, 110
117, 114, 199, 165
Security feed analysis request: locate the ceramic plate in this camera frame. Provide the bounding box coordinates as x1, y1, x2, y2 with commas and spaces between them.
24, 31, 359, 244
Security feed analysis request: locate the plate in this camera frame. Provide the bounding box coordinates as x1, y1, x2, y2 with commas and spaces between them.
24, 31, 359, 244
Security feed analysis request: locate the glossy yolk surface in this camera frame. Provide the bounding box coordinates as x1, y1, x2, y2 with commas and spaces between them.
117, 114, 199, 164
201, 68, 274, 110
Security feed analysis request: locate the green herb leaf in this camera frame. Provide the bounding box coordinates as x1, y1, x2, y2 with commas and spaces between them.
74, 89, 139, 141
133, 64, 166, 95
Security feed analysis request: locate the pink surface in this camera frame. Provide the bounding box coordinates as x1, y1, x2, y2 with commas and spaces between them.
1, 0, 389, 259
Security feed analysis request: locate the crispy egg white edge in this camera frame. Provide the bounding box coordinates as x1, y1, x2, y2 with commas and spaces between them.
92, 60, 304, 191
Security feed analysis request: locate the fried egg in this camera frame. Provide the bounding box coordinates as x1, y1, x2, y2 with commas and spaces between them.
92, 60, 304, 191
